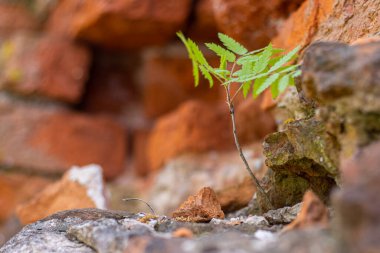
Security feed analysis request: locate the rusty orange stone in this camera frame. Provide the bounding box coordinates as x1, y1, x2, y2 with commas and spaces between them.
172, 187, 225, 222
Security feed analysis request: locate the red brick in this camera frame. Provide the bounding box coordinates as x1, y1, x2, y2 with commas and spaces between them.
0, 4, 38, 35
47, 0, 192, 49
0, 97, 126, 179
0, 33, 90, 103
147, 100, 233, 171
212, 0, 304, 49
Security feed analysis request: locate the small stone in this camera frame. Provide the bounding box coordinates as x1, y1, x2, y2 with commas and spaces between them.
282, 190, 329, 232
172, 187, 225, 223
172, 227, 193, 238
263, 203, 302, 225
245, 216, 269, 226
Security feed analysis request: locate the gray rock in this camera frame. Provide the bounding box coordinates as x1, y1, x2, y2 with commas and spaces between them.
0, 208, 138, 253
333, 142, 380, 253
68, 218, 154, 253
0, 218, 93, 253
0, 208, 339, 253
263, 203, 302, 225
302, 41, 380, 155
259, 228, 336, 253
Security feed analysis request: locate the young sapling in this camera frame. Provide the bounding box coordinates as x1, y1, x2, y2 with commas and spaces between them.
177, 32, 301, 209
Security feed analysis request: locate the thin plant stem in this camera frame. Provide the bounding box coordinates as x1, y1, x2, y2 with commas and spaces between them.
225, 84, 273, 209
123, 198, 156, 215
230, 83, 244, 102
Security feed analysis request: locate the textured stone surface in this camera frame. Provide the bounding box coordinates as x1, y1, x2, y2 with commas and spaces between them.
263, 203, 302, 225
172, 187, 224, 222
1, 208, 337, 253
212, 0, 304, 49
301, 41, 380, 157
265, 0, 380, 109
259, 118, 338, 211
16, 165, 106, 225
68, 218, 154, 253
0, 209, 133, 253
283, 191, 329, 232
272, 0, 334, 50
333, 142, 380, 253
0, 33, 90, 103
0, 95, 126, 179
273, 0, 380, 51
48, 0, 192, 49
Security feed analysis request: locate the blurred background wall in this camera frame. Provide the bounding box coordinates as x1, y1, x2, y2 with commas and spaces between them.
1, 0, 378, 246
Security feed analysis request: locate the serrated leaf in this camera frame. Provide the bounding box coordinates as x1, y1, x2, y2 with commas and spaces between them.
291, 69, 302, 77
199, 65, 214, 88
218, 55, 227, 79
177, 32, 191, 55
252, 43, 273, 74
275, 65, 299, 75
229, 70, 271, 84
214, 69, 230, 76
232, 69, 242, 77
269, 45, 301, 73
218, 33, 248, 55
254, 73, 280, 97
192, 59, 199, 87
270, 78, 280, 99
242, 81, 251, 98
253, 77, 265, 98
205, 43, 236, 62
188, 40, 209, 67
219, 55, 227, 69
289, 76, 295, 86
177, 32, 200, 86
278, 74, 290, 94
268, 56, 282, 66
236, 55, 259, 65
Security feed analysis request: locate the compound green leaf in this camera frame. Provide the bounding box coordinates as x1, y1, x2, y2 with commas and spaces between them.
188, 40, 208, 66
278, 74, 290, 94
236, 55, 259, 65
252, 43, 273, 74
192, 59, 200, 87
218, 33, 248, 55
269, 45, 301, 73
291, 69, 302, 78
254, 73, 280, 97
199, 65, 214, 88
270, 77, 280, 99
205, 43, 236, 62
242, 81, 251, 98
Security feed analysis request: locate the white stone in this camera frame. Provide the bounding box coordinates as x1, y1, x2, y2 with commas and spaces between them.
68, 164, 106, 209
